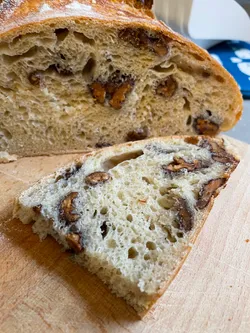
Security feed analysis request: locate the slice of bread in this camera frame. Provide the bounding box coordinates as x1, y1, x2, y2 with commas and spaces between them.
0, 0, 243, 158
14, 136, 239, 315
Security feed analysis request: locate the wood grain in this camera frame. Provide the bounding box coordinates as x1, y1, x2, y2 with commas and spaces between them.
0, 137, 250, 333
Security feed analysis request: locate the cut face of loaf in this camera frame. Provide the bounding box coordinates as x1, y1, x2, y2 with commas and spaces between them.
0, 0, 243, 157
14, 136, 239, 314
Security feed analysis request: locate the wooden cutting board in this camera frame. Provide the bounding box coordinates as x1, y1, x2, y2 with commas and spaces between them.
0, 137, 250, 333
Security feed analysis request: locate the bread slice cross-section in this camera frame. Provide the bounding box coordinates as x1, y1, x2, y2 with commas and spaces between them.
0, 0, 243, 158
14, 136, 239, 314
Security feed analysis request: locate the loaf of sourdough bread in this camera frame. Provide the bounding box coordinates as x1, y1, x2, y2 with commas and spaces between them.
0, 0, 243, 158
14, 136, 239, 314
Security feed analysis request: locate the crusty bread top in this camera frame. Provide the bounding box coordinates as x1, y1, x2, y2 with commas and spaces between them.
0, 0, 243, 129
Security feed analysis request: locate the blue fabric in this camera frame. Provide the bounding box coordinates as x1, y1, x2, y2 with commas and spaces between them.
209, 41, 250, 98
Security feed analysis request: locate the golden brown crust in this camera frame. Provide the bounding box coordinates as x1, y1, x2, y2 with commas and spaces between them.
0, 0, 243, 131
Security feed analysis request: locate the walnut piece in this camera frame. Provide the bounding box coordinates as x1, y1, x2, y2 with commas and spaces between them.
33, 205, 42, 214
56, 161, 82, 182
119, 28, 170, 56
126, 127, 149, 141
175, 198, 193, 232
200, 139, 239, 170
59, 192, 80, 225
90, 82, 106, 104
193, 118, 220, 135
95, 142, 112, 148
156, 76, 177, 97
28, 71, 43, 86
159, 192, 193, 232
196, 178, 226, 209
85, 172, 111, 186
90, 72, 134, 109
164, 157, 201, 173
100, 221, 108, 239
66, 233, 83, 253
109, 82, 133, 110
184, 137, 199, 145
134, 0, 153, 9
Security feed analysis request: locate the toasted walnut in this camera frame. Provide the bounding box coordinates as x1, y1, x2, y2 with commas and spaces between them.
175, 198, 193, 232
59, 192, 80, 224
109, 82, 133, 110
163, 157, 201, 173
28, 71, 43, 86
196, 178, 226, 209
126, 126, 149, 141
85, 172, 111, 186
159, 192, 193, 232
95, 142, 112, 148
56, 161, 82, 182
134, 0, 153, 9
89, 82, 106, 104
33, 205, 42, 214
100, 221, 108, 239
184, 137, 199, 145
156, 76, 177, 97
200, 139, 239, 169
193, 118, 220, 135
66, 233, 83, 253
90, 72, 134, 109
119, 28, 170, 56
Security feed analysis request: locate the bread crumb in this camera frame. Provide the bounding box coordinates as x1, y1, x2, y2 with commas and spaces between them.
245, 239, 249, 243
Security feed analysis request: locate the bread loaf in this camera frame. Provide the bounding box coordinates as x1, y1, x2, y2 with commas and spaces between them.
0, 0, 243, 158
14, 136, 239, 314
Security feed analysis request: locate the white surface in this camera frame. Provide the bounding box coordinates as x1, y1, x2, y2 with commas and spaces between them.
154, 0, 250, 49
189, 0, 250, 41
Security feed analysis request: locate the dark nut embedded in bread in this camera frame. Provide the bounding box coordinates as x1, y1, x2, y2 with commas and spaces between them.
56, 161, 83, 182
90, 72, 134, 109
184, 137, 199, 145
200, 139, 239, 169
134, 0, 153, 9
59, 192, 80, 224
85, 172, 111, 186
196, 178, 227, 209
109, 82, 133, 110
28, 71, 43, 85
33, 205, 42, 214
119, 28, 170, 56
95, 142, 112, 148
126, 126, 149, 141
193, 118, 220, 135
66, 233, 83, 253
175, 198, 193, 232
156, 76, 177, 97
100, 221, 108, 238
90, 82, 106, 104
164, 157, 201, 173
